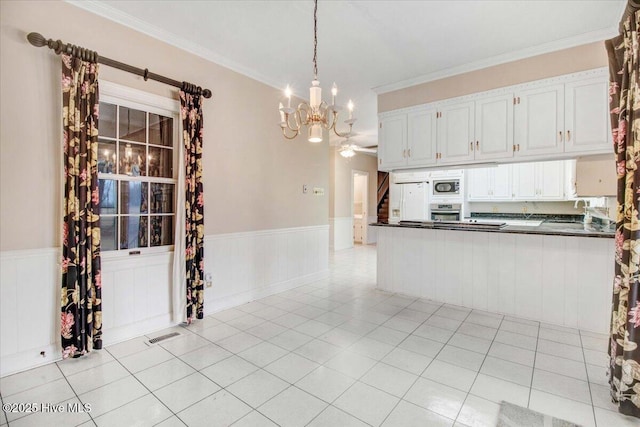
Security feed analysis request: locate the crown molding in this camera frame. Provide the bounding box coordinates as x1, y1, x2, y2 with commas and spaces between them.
65, 0, 284, 91
372, 26, 618, 95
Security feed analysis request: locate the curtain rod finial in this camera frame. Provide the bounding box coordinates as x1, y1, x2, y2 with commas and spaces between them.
203, 89, 212, 99
27, 32, 47, 47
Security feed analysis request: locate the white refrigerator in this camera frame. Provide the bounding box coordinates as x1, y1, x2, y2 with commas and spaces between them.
400, 182, 429, 221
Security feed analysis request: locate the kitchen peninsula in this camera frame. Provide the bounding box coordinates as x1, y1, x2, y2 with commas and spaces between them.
373, 220, 614, 334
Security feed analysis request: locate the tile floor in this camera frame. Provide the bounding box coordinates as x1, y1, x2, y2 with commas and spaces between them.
1, 245, 638, 427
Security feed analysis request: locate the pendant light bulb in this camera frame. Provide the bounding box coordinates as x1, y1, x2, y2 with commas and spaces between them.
308, 124, 322, 143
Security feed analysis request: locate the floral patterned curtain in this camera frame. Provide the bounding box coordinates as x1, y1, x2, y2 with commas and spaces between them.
60, 54, 102, 358
180, 89, 205, 323
606, 6, 640, 418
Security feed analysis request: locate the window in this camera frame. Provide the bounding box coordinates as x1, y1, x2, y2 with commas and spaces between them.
97, 87, 179, 254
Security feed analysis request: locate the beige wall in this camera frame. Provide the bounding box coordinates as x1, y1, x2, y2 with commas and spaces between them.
331, 151, 378, 219
379, 42, 608, 112
0, 0, 329, 251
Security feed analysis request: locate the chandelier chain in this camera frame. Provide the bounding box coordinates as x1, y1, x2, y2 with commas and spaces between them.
313, 0, 318, 79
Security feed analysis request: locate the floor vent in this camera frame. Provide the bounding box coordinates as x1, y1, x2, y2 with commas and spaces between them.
148, 332, 180, 344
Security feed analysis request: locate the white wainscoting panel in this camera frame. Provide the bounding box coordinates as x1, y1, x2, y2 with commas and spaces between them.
100, 252, 174, 346
1, 225, 330, 377
330, 217, 353, 251
0, 248, 60, 377
203, 225, 329, 315
376, 227, 615, 333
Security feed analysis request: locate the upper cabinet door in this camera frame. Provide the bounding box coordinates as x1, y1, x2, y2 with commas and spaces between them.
564, 77, 612, 154
491, 164, 513, 200
514, 84, 564, 157
512, 162, 537, 200
437, 101, 475, 164
467, 168, 491, 200
537, 161, 565, 200
474, 94, 514, 161
407, 108, 437, 166
379, 115, 407, 170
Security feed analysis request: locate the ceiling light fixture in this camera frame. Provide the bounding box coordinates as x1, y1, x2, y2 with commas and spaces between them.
338, 143, 356, 158
278, 0, 356, 143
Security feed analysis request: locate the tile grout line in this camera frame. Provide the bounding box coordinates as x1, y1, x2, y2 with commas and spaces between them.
55, 361, 98, 426
452, 313, 507, 424
526, 318, 541, 409
378, 305, 474, 426
579, 329, 599, 427
96, 346, 180, 425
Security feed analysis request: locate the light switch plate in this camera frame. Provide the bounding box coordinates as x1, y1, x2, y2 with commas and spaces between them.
303, 184, 308, 194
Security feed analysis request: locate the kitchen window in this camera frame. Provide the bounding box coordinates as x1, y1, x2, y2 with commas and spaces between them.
97, 88, 179, 254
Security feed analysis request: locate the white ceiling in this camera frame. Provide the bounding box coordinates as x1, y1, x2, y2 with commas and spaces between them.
70, 0, 624, 146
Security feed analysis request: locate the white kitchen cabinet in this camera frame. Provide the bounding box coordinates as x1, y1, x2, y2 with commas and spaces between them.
474, 93, 514, 161
378, 114, 407, 170
467, 168, 491, 200
512, 160, 565, 200
467, 164, 512, 201
492, 164, 513, 199
407, 108, 438, 166
564, 77, 612, 154
437, 101, 475, 164
514, 84, 564, 157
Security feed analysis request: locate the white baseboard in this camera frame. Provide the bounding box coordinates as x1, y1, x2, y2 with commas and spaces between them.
204, 269, 329, 316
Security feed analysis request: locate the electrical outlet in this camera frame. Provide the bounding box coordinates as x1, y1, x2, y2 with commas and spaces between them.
303, 184, 308, 194
522, 205, 528, 213
492, 206, 498, 213
313, 187, 324, 196
205, 273, 213, 288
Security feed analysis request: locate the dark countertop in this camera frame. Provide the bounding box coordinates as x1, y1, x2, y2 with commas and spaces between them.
371, 220, 615, 239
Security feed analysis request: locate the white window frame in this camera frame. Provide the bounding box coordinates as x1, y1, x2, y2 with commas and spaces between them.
98, 81, 181, 259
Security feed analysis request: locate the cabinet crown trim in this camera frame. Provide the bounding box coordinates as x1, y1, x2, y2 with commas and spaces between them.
378, 67, 607, 118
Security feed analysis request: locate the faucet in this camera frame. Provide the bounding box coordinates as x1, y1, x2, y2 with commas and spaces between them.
574, 199, 589, 213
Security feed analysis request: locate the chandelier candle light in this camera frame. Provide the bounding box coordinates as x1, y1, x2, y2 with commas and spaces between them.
279, 0, 356, 143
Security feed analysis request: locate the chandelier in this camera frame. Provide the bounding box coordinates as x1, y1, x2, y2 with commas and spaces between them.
278, 0, 356, 143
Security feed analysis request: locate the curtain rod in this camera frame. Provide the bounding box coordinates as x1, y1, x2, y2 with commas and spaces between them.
27, 32, 212, 99
620, 0, 640, 32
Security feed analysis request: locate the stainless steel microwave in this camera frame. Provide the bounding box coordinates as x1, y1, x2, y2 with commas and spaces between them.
433, 179, 460, 195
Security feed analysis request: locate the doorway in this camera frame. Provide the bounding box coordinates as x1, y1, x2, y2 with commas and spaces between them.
352, 170, 369, 245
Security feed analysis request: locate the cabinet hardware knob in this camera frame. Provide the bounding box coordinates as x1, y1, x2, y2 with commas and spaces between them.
567, 130, 571, 141
476, 141, 479, 150
518, 97, 521, 104
558, 131, 563, 142
470, 142, 474, 151
402, 149, 406, 158
513, 144, 516, 152
408, 149, 411, 157
517, 144, 520, 151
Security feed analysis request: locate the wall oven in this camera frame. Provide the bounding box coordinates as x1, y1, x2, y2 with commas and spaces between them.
430, 203, 461, 221
433, 179, 460, 196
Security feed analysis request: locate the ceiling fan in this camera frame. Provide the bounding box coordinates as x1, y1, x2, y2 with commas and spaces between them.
337, 135, 377, 158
